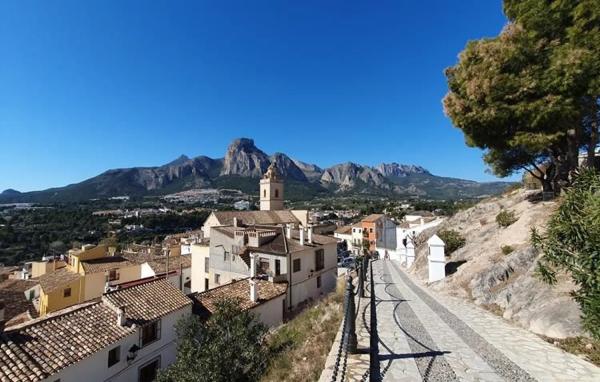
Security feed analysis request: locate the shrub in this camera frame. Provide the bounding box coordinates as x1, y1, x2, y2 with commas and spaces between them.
501, 245, 514, 255
532, 168, 600, 340
437, 229, 466, 255
496, 210, 518, 227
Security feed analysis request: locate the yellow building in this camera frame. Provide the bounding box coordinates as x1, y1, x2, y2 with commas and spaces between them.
38, 244, 142, 316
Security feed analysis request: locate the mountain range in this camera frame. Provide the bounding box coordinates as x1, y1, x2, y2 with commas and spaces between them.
0, 138, 511, 203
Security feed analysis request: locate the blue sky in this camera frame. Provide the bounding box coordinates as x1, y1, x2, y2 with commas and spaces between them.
0, 1, 511, 192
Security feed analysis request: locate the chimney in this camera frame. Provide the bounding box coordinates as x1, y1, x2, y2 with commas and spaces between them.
420, 217, 424, 226
286, 224, 292, 239
249, 279, 258, 302
117, 306, 126, 327
299, 227, 305, 246
307, 226, 313, 244
233, 217, 238, 227
250, 253, 257, 278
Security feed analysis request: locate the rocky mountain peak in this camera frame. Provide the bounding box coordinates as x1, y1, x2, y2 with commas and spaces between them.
220, 137, 270, 177
375, 162, 430, 177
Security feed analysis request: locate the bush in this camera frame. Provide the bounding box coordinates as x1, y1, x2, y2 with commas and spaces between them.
496, 210, 518, 227
437, 229, 466, 255
532, 168, 600, 340
501, 245, 514, 255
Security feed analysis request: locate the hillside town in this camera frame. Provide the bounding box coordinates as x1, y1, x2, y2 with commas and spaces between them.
2, 1, 600, 381
0, 164, 440, 381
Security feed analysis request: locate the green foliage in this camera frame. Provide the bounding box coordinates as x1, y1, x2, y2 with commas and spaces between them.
158, 298, 268, 382
437, 229, 466, 255
501, 245, 514, 255
532, 168, 600, 339
496, 210, 518, 227
444, 0, 600, 190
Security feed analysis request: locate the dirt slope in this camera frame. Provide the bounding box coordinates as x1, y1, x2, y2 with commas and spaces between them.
410, 189, 582, 339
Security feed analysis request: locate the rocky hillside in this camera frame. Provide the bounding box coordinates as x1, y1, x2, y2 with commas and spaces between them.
410, 189, 583, 339
0, 138, 512, 203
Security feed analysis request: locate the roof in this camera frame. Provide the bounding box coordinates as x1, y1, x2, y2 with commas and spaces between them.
143, 255, 191, 274
189, 278, 287, 318
427, 234, 445, 246
0, 280, 39, 327
212, 226, 337, 257
211, 210, 300, 226
103, 278, 192, 325
122, 252, 192, 274
362, 214, 384, 223
81, 256, 138, 274
38, 267, 81, 294
334, 226, 352, 235
0, 279, 191, 382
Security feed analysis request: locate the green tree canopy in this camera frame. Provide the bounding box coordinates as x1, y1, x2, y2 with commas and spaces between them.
157, 298, 268, 382
444, 0, 599, 192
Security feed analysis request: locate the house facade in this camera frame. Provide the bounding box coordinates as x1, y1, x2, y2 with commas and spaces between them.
361, 214, 397, 252
0, 279, 192, 382
202, 224, 337, 310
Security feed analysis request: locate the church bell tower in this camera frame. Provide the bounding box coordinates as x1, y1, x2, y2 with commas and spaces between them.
260, 163, 284, 211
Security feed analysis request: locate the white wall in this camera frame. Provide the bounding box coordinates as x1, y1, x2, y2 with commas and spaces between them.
42, 306, 190, 382
288, 242, 337, 308
190, 244, 210, 293
250, 294, 286, 327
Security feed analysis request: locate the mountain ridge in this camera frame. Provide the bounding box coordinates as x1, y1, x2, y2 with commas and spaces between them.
0, 138, 512, 202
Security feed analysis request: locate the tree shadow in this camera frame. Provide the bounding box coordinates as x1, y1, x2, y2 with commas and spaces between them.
445, 260, 467, 276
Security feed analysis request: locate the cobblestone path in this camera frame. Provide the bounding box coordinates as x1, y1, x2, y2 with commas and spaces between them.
340, 260, 600, 382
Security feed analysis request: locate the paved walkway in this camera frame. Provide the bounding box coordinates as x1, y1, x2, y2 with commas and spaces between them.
342, 260, 600, 382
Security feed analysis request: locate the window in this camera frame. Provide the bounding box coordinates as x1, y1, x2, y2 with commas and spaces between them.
274, 189, 279, 198
204, 278, 209, 291
370, 228, 373, 233
204, 257, 209, 273
106, 269, 119, 282
263, 190, 266, 198
108, 346, 120, 367
63, 287, 71, 298
140, 320, 161, 347
315, 249, 325, 271
138, 357, 160, 382
317, 275, 322, 288
214, 273, 221, 285
275, 259, 281, 276
259, 260, 270, 274
293, 258, 301, 273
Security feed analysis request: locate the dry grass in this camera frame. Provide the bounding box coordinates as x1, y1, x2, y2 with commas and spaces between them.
541, 336, 600, 367
261, 278, 345, 382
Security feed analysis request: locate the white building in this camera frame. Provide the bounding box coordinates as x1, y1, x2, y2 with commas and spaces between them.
192, 221, 338, 311
333, 226, 353, 251
189, 278, 287, 327
350, 224, 364, 255
0, 279, 192, 382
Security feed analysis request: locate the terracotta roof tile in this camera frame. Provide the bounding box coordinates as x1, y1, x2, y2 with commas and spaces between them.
103, 278, 192, 325
0, 279, 190, 382
189, 278, 287, 318
38, 268, 80, 294
212, 210, 300, 226
362, 214, 384, 223
81, 256, 138, 274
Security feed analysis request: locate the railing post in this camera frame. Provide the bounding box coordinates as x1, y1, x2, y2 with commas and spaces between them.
358, 261, 365, 298
369, 260, 380, 381
344, 275, 358, 354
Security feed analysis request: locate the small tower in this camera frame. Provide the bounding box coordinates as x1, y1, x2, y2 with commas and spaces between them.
260, 163, 284, 211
